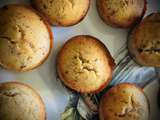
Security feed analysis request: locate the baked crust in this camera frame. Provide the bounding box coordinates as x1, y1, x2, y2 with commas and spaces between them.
0, 82, 46, 120
96, 0, 147, 28
0, 4, 53, 72
57, 35, 115, 93
99, 83, 149, 120
128, 13, 160, 67
32, 0, 90, 26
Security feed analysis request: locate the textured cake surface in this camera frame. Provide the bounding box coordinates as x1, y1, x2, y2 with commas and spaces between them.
0, 4, 52, 71
57, 35, 115, 93
0, 82, 46, 120
97, 0, 146, 28
33, 0, 90, 26
128, 13, 160, 67
99, 83, 149, 120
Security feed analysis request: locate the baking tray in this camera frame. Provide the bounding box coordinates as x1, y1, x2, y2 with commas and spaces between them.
0, 0, 159, 120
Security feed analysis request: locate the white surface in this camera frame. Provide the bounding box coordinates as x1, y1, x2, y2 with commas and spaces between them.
144, 80, 160, 120
0, 0, 159, 119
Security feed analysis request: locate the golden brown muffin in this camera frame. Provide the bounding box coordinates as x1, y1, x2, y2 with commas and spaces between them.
99, 83, 149, 120
0, 4, 53, 72
57, 35, 115, 93
96, 0, 147, 28
128, 13, 160, 67
0, 82, 46, 120
32, 0, 90, 26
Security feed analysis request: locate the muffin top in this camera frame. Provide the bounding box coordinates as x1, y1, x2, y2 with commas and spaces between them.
97, 0, 146, 28
0, 4, 53, 71
99, 83, 149, 120
128, 13, 160, 67
0, 82, 46, 120
57, 35, 115, 93
32, 0, 90, 26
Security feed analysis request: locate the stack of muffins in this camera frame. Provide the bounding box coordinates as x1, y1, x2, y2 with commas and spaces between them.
0, 0, 159, 119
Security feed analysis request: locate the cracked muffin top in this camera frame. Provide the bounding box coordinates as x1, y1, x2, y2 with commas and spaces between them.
128, 13, 160, 67
97, 0, 146, 28
32, 0, 90, 26
0, 4, 53, 71
57, 35, 115, 93
99, 83, 149, 120
0, 82, 46, 120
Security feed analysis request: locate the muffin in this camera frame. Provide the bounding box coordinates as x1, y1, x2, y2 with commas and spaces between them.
0, 82, 46, 120
32, 0, 90, 26
57, 35, 115, 93
96, 0, 147, 28
128, 13, 160, 67
99, 83, 149, 120
0, 4, 53, 71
